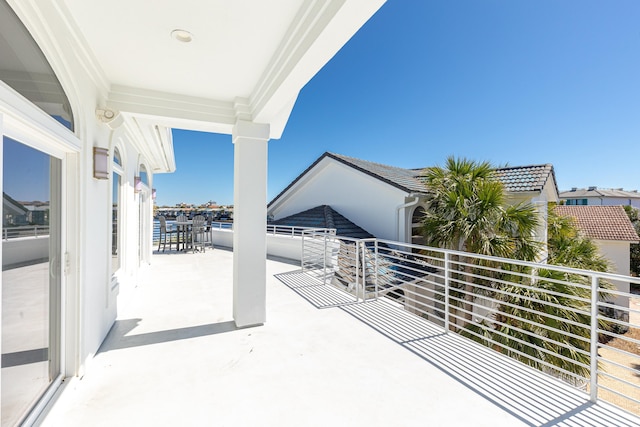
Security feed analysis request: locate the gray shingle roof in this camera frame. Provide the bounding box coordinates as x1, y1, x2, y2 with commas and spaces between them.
269, 205, 374, 239
554, 205, 640, 242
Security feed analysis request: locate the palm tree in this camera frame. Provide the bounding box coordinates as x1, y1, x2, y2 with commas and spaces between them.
420, 156, 540, 325
420, 158, 611, 381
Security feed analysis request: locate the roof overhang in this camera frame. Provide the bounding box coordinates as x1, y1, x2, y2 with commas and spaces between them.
9, 0, 386, 173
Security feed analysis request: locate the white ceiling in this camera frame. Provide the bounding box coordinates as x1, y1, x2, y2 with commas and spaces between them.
64, 0, 302, 102
58, 0, 386, 138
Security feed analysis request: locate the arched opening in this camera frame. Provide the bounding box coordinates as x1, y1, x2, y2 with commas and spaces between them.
0, 1, 74, 131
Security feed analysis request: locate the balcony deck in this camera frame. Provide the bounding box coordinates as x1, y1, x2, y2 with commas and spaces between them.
39, 248, 640, 426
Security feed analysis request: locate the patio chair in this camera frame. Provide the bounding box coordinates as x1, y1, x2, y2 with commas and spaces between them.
158, 216, 177, 252
191, 215, 206, 252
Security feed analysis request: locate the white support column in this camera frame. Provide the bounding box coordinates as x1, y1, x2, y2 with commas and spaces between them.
232, 120, 270, 328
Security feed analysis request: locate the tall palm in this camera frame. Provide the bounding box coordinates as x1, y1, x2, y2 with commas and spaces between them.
465, 205, 612, 381
420, 156, 540, 325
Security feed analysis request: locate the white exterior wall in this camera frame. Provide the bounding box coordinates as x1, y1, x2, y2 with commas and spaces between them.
211, 229, 305, 263
595, 197, 640, 209
594, 240, 631, 309
3, 1, 157, 376
563, 196, 640, 208
269, 160, 407, 241
1, 237, 49, 267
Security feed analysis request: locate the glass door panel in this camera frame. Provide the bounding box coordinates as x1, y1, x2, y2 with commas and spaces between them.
2, 137, 61, 426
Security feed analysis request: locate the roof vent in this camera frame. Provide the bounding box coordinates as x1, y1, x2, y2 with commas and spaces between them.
588, 186, 597, 191
570, 187, 577, 191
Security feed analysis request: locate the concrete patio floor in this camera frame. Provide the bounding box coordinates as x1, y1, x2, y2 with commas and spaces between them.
38, 248, 640, 426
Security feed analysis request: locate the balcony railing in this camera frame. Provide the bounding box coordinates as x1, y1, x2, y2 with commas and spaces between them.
2, 225, 49, 240
301, 229, 640, 415
153, 220, 335, 244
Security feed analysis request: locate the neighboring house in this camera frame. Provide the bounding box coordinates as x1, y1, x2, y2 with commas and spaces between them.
560, 187, 640, 209
268, 152, 559, 256
2, 192, 29, 226
553, 205, 640, 310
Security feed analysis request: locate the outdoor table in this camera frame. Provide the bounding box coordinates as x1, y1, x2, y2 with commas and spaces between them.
174, 220, 193, 251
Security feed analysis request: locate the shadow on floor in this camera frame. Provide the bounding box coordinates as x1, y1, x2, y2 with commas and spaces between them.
274, 271, 359, 309
275, 271, 640, 427
97, 319, 242, 353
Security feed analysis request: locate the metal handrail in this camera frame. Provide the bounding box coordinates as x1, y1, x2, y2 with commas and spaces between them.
2, 225, 49, 240
300, 228, 640, 414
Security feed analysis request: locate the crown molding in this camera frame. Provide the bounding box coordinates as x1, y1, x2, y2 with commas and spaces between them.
250, 0, 385, 129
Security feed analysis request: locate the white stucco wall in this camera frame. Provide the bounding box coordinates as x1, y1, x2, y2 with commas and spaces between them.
595, 240, 631, 309
2, 237, 49, 267
269, 159, 409, 241
596, 197, 640, 209
211, 228, 303, 262
1, 2, 157, 376
563, 196, 640, 209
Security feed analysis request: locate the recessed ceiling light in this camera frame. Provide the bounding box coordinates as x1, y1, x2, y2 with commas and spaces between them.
171, 29, 193, 43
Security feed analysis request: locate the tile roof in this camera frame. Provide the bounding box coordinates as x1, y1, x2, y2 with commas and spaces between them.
553, 205, 640, 242
328, 153, 427, 193
269, 205, 375, 239
491, 164, 557, 193
268, 152, 557, 207
559, 187, 640, 199
328, 153, 556, 195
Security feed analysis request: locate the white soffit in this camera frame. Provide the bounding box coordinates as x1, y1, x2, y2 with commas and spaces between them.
63, 0, 301, 102
60, 0, 386, 138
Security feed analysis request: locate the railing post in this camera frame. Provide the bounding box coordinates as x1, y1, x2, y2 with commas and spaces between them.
355, 241, 360, 303
374, 240, 379, 299
590, 274, 599, 402
323, 232, 327, 285
301, 231, 306, 271
444, 252, 450, 333
361, 241, 367, 301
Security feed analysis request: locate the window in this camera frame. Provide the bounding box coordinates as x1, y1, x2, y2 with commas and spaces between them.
112, 148, 123, 272
0, 1, 74, 131
139, 164, 148, 187
2, 137, 61, 426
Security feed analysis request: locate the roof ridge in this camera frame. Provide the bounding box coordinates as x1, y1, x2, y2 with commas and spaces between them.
329, 152, 415, 171
493, 163, 553, 171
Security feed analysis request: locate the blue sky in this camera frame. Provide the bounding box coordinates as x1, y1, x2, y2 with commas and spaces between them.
154, 0, 640, 207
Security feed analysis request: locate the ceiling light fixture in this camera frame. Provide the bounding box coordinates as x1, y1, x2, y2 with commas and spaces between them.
171, 29, 193, 43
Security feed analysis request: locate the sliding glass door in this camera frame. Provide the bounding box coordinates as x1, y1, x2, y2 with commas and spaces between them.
2, 137, 61, 426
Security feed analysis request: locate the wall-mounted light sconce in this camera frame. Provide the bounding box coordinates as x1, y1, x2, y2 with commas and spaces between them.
93, 147, 109, 179
134, 176, 142, 193
152, 188, 157, 200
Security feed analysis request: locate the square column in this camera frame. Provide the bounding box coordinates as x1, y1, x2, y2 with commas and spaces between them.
232, 120, 270, 327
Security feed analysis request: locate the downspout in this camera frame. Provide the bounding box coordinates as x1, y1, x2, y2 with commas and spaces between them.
396, 193, 421, 242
